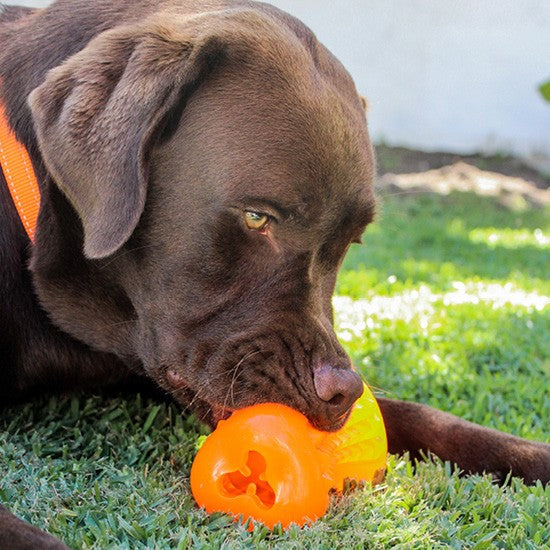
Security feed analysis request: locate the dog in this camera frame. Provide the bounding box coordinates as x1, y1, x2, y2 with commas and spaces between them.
1, 1, 549, 547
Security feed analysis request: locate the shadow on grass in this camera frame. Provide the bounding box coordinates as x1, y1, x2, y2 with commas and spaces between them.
340, 191, 550, 288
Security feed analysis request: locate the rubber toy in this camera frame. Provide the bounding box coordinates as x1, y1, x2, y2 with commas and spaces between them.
190, 383, 387, 529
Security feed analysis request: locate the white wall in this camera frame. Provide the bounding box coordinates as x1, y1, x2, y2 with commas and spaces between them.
5, 0, 550, 158
3, 0, 43, 5
268, 0, 550, 158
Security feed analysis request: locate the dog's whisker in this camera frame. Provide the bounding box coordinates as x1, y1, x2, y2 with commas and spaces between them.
376, 188, 436, 199
223, 350, 262, 411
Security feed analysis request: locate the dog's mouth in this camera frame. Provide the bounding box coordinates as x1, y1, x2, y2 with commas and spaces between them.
164, 367, 234, 427
202, 401, 234, 427
312, 410, 351, 432
164, 365, 354, 432
161, 323, 361, 432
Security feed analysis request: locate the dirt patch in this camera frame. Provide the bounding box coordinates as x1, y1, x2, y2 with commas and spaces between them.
374, 145, 550, 208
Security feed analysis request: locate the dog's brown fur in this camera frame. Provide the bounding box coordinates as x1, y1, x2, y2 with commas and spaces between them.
1, 1, 548, 546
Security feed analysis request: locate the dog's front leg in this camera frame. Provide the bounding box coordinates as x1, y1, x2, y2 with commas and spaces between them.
377, 398, 550, 485
0, 505, 68, 549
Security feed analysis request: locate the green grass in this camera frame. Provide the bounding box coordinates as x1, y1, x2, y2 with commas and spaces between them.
1, 190, 549, 548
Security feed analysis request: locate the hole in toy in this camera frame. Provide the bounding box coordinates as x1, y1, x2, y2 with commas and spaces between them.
220, 450, 276, 508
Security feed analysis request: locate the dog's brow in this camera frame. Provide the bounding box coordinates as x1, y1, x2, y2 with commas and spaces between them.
234, 196, 301, 220
342, 192, 375, 229
355, 200, 376, 226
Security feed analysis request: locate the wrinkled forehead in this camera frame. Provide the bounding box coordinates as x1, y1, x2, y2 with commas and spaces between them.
182, 56, 374, 212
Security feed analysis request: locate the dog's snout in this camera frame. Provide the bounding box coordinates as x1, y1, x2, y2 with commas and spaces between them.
313, 364, 363, 414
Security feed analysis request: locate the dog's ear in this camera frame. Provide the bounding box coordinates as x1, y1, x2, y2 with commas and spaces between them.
359, 95, 369, 112
28, 16, 228, 259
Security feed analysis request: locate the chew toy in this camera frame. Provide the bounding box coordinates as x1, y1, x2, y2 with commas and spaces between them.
190, 383, 387, 529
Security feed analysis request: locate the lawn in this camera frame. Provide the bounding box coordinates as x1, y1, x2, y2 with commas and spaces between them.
1, 174, 549, 548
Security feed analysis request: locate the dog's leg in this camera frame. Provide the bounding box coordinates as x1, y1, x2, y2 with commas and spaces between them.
0, 505, 68, 549
377, 398, 550, 484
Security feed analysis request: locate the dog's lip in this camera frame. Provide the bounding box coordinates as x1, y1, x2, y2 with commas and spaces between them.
166, 367, 190, 390
165, 368, 349, 431
210, 400, 352, 432
308, 409, 352, 432
209, 403, 234, 425
165, 367, 234, 426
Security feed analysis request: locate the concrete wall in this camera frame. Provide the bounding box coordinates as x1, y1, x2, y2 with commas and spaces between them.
4, 0, 550, 158
269, 1, 550, 158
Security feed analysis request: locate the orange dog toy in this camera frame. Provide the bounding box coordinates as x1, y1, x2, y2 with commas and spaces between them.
190, 383, 387, 529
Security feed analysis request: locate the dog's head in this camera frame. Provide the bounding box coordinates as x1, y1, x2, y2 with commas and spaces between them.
28, 6, 375, 430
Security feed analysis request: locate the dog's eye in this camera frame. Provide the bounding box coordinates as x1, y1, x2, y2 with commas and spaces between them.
244, 210, 270, 231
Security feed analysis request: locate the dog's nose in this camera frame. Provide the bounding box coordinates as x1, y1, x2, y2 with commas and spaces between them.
313, 364, 364, 417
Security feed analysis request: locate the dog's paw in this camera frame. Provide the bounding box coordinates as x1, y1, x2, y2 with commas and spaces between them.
0, 505, 68, 550
508, 440, 550, 485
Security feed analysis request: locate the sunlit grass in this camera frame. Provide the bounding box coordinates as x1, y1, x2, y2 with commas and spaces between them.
334, 281, 549, 341
468, 227, 549, 248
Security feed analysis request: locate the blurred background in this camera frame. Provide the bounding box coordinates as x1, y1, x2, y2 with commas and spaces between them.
5, 0, 550, 165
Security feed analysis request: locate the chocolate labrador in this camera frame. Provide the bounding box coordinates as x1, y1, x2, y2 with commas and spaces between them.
1, 0, 548, 547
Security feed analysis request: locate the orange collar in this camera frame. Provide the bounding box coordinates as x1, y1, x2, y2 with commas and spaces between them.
0, 99, 40, 241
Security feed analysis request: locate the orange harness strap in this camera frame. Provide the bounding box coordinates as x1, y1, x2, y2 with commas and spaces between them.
0, 100, 40, 242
